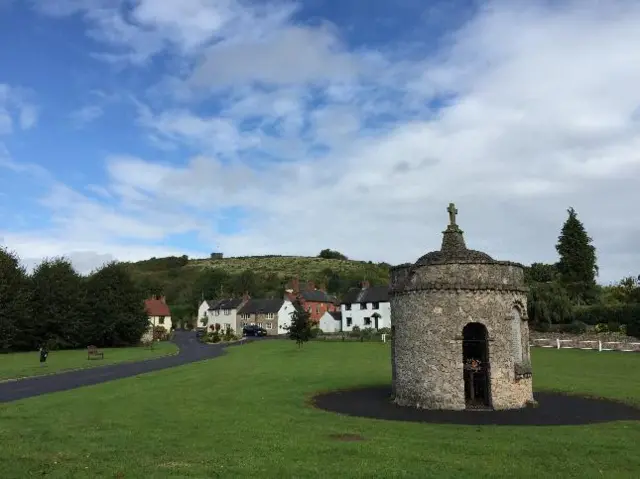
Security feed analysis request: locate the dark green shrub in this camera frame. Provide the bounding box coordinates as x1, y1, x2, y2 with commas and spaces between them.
210, 331, 221, 343
361, 327, 376, 341
565, 321, 588, 334
627, 320, 640, 339
349, 325, 361, 338
571, 304, 640, 326
223, 327, 235, 342
594, 323, 608, 333
532, 322, 550, 333
606, 321, 620, 333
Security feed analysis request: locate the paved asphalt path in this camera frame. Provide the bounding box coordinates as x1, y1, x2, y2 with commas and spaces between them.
0, 331, 245, 404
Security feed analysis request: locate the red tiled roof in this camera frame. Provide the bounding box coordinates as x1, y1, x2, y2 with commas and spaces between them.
144, 298, 171, 316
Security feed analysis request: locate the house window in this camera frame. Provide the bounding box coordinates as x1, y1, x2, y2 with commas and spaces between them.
266, 313, 274, 319
241, 314, 250, 320
360, 303, 367, 310
308, 306, 312, 312
257, 322, 263, 328
364, 317, 371, 326
215, 310, 220, 316
372, 302, 379, 310
266, 322, 273, 329
345, 304, 351, 311
224, 309, 230, 315
316, 305, 320, 313
346, 317, 352, 327
158, 316, 165, 325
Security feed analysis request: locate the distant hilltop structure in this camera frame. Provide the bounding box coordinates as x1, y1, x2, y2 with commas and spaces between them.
210, 252, 224, 260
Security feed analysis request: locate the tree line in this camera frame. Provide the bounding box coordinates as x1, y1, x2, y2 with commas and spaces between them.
132, 261, 388, 326
526, 207, 640, 337
0, 248, 149, 352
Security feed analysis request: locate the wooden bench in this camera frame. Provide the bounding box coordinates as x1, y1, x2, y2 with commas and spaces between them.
87, 345, 104, 360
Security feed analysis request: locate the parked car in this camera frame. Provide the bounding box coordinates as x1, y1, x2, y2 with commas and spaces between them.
195, 327, 207, 338
242, 325, 268, 337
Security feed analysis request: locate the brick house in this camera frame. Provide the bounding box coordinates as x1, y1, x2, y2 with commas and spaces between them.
237, 298, 296, 335
285, 278, 338, 323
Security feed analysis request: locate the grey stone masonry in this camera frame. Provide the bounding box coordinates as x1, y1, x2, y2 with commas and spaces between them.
389, 204, 534, 411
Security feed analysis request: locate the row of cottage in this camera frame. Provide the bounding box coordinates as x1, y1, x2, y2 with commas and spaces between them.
195, 279, 391, 335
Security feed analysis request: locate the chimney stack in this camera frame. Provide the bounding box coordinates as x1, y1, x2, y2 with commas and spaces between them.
291, 277, 300, 294
361, 280, 370, 289
242, 291, 251, 302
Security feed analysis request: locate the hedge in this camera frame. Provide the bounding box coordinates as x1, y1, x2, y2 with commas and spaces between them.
571, 304, 640, 326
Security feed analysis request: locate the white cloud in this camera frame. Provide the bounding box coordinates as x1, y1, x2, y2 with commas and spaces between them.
70, 104, 104, 127
0, 84, 38, 134
11, 0, 640, 282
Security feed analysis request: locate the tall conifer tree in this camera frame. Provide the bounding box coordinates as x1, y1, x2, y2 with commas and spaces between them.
555, 207, 598, 304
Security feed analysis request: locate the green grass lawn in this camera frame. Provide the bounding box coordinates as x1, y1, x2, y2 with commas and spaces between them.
0, 342, 638, 478
0, 342, 178, 381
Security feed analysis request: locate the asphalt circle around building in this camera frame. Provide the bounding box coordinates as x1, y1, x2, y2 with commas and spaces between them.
311, 385, 640, 426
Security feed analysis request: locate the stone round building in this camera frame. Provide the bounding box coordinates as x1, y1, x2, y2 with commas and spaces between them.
389, 204, 534, 410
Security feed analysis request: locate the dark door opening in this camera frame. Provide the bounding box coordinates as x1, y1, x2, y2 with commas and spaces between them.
462, 322, 491, 409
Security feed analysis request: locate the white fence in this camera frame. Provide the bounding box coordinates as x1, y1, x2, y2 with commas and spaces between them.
531, 338, 640, 352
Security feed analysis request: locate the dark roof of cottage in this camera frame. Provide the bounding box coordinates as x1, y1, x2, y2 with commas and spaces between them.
341, 285, 389, 304
204, 299, 218, 308
145, 298, 171, 316
238, 298, 284, 314
300, 289, 335, 303
210, 298, 244, 310
327, 311, 342, 321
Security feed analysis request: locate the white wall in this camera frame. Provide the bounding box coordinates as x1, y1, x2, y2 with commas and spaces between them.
319, 312, 341, 333
207, 309, 236, 331
148, 315, 172, 331
340, 301, 391, 331
197, 302, 236, 331
277, 300, 295, 334
197, 301, 210, 325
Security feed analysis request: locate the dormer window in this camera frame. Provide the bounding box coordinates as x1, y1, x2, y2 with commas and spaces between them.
360, 303, 367, 310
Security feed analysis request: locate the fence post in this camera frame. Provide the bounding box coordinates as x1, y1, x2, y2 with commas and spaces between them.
556, 338, 560, 349
598, 340, 602, 352
382, 334, 386, 343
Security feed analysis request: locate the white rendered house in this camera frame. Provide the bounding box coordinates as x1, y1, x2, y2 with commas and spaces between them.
340, 283, 391, 332
319, 311, 342, 333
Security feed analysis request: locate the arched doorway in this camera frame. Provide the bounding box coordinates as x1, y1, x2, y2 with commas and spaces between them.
462, 322, 491, 409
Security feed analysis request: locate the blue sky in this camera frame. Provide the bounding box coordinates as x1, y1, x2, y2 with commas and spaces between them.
1, 0, 639, 283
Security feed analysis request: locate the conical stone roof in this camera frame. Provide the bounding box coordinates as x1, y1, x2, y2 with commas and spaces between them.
415, 203, 494, 266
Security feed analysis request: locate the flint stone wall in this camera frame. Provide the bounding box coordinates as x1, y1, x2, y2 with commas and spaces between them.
391, 263, 533, 411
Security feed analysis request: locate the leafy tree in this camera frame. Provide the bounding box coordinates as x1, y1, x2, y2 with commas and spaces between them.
85, 261, 149, 347
525, 263, 558, 283
555, 207, 599, 304
318, 249, 348, 260
285, 298, 312, 348
0, 247, 32, 352
231, 269, 259, 296
191, 268, 231, 305
527, 281, 573, 326
30, 257, 88, 349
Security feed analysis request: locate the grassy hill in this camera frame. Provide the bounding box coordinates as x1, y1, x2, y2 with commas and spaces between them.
125, 255, 391, 322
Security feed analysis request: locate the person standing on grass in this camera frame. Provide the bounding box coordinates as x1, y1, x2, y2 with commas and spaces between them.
39, 345, 49, 367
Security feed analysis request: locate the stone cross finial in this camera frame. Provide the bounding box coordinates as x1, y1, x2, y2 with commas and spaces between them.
447, 203, 458, 226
